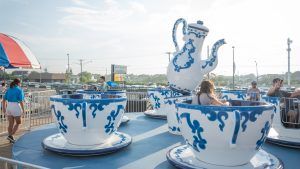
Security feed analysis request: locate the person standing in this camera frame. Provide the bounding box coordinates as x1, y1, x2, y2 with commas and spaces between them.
2, 78, 25, 143
0, 82, 6, 93
98, 76, 108, 92
247, 81, 260, 101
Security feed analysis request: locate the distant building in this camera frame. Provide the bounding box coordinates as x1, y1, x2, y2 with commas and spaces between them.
12, 70, 30, 77
28, 72, 65, 83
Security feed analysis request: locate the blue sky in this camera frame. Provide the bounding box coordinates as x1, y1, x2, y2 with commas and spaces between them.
0, 0, 299, 75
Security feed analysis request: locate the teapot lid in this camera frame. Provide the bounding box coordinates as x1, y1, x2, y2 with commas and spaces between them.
188, 20, 209, 32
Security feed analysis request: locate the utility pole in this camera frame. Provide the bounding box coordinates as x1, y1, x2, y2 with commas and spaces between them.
287, 38, 292, 87
80, 59, 83, 83
165, 52, 172, 62
232, 46, 235, 89
76, 59, 91, 83
67, 53, 70, 84
255, 61, 258, 83
207, 45, 210, 79
67, 53, 70, 73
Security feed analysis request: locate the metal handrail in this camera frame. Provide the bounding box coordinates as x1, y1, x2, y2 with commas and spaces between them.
0, 156, 49, 169
280, 97, 300, 128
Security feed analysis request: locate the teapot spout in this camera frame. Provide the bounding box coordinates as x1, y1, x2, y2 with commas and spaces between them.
201, 39, 226, 75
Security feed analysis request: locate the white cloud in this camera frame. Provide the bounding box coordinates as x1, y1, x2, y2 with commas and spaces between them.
129, 2, 147, 14
71, 0, 92, 7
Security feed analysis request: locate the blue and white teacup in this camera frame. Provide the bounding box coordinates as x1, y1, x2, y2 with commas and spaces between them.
165, 95, 192, 135
220, 90, 247, 101
176, 100, 274, 166
147, 88, 183, 115
50, 94, 127, 146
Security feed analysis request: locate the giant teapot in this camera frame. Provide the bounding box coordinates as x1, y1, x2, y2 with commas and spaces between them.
167, 18, 226, 94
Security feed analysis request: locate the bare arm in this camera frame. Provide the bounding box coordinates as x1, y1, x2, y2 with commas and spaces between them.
19, 101, 25, 114
290, 90, 300, 98
211, 97, 229, 106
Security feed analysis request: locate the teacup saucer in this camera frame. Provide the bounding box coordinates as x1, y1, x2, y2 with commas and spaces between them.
167, 145, 283, 169
144, 110, 167, 119
267, 127, 300, 148
42, 132, 132, 156
121, 115, 130, 124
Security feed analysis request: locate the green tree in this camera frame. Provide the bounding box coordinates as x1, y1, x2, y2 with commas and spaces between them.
78, 71, 92, 83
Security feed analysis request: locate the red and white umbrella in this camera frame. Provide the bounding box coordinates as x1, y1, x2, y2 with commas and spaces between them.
0, 33, 41, 69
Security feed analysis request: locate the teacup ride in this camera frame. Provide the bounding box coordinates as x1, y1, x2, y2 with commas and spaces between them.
221, 90, 267, 102
145, 88, 183, 119
164, 95, 192, 135
262, 96, 300, 148
220, 90, 247, 101
167, 100, 283, 169
42, 93, 132, 156
76, 89, 130, 124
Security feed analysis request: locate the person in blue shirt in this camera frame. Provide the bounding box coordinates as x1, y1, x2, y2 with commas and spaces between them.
2, 78, 25, 143
98, 76, 108, 92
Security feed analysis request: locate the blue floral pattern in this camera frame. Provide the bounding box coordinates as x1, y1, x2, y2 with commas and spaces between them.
240, 109, 264, 132
256, 121, 271, 149
195, 107, 229, 131
105, 105, 124, 134
180, 113, 207, 152
89, 100, 111, 118
149, 93, 160, 109
187, 27, 208, 38
172, 39, 195, 72
168, 83, 191, 94
263, 97, 279, 113
51, 105, 68, 134
63, 102, 87, 127
174, 145, 189, 164
221, 92, 247, 100
169, 126, 180, 132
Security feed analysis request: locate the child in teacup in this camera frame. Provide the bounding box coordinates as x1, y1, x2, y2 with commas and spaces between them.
192, 80, 229, 106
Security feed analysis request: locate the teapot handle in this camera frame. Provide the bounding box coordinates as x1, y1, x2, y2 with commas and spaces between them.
172, 18, 187, 52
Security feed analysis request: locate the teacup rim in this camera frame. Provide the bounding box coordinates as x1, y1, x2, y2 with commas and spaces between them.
176, 100, 274, 111
50, 94, 127, 103
164, 95, 192, 99
76, 90, 125, 94
148, 88, 171, 92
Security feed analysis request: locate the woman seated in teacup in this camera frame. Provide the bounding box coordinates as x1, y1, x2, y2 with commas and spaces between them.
192, 80, 229, 106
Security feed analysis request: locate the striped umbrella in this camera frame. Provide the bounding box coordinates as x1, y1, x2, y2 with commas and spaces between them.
0, 33, 41, 69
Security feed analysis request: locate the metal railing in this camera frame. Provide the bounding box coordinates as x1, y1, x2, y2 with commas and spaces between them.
125, 92, 150, 112
0, 156, 49, 169
280, 97, 300, 129
0, 90, 150, 135
0, 90, 56, 136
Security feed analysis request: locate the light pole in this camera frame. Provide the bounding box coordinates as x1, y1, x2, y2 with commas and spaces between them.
287, 38, 292, 87
67, 53, 70, 84
254, 61, 258, 83
232, 46, 235, 89
165, 52, 172, 62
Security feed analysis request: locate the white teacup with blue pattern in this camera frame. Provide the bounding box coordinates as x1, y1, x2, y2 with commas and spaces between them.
50, 94, 127, 146
165, 95, 192, 135
147, 88, 183, 116
176, 100, 275, 166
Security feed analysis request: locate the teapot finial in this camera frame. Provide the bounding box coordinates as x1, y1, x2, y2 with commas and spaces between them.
197, 20, 203, 25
